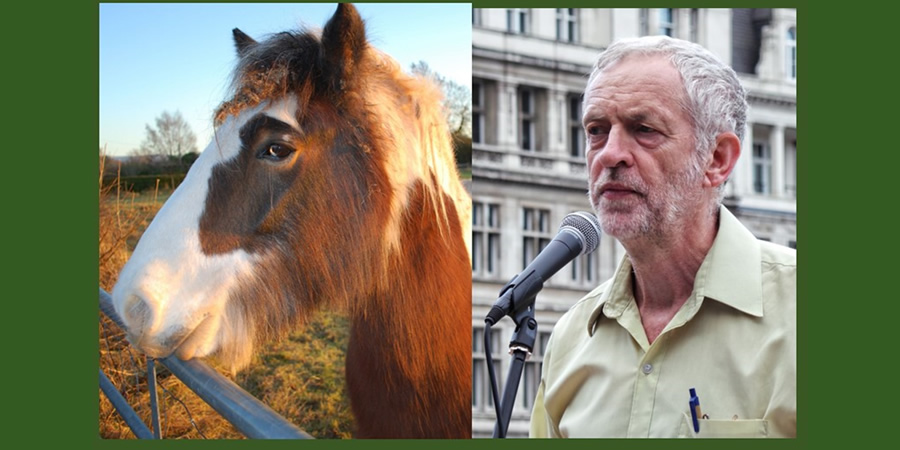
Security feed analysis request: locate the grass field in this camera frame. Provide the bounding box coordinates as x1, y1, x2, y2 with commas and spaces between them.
99, 176, 354, 439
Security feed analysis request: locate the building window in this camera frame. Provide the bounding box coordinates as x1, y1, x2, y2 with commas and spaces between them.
473, 201, 501, 278
507, 8, 530, 35
567, 94, 584, 158
752, 142, 772, 194
690, 9, 699, 42
556, 9, 577, 43
519, 87, 536, 151
788, 240, 796, 249
787, 26, 797, 80
473, 9, 482, 27
639, 9, 649, 36
659, 8, 675, 37
473, 80, 485, 144
522, 207, 551, 270
472, 326, 503, 412
520, 331, 552, 411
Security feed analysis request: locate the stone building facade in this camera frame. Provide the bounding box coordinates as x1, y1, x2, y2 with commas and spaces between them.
471, 8, 797, 437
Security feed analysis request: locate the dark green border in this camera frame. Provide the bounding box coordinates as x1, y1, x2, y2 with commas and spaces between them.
13, 0, 101, 447
15, 0, 862, 448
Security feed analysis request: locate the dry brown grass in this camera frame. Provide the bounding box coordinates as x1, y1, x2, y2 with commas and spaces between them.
98, 152, 353, 439
237, 310, 354, 438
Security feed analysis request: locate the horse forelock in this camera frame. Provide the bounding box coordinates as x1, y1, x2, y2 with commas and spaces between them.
215, 29, 322, 126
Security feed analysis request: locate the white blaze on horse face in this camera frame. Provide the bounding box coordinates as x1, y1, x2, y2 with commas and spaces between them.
111, 96, 300, 361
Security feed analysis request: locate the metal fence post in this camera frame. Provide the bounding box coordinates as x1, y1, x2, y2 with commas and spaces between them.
146, 357, 162, 439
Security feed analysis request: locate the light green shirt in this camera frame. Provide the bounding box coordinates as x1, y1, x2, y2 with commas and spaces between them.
530, 206, 796, 438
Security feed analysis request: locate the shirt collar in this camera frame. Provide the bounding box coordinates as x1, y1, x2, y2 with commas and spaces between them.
699, 206, 763, 317
587, 206, 763, 337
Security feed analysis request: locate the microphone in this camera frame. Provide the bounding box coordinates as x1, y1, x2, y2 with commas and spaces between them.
485, 211, 601, 325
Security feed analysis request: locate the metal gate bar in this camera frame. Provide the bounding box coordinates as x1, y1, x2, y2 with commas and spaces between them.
99, 288, 312, 439
99, 368, 155, 439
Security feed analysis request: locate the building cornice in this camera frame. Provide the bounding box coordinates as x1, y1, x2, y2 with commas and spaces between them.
473, 45, 595, 75
746, 92, 796, 109
473, 165, 588, 191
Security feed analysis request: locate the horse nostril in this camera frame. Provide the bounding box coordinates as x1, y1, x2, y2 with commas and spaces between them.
122, 293, 155, 335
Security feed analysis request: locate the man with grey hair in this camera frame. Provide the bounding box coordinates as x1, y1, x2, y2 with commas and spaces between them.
529, 36, 796, 438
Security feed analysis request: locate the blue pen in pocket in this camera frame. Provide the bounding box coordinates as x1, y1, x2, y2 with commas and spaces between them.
689, 388, 702, 433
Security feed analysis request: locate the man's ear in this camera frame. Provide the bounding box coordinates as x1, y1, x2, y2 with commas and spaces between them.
704, 132, 741, 189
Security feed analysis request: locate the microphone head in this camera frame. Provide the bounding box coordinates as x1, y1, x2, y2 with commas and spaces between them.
559, 212, 602, 255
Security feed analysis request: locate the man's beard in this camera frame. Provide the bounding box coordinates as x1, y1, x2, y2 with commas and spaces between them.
589, 162, 704, 245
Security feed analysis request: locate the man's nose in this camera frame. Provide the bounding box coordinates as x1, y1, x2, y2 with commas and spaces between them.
588, 127, 634, 181
597, 127, 635, 169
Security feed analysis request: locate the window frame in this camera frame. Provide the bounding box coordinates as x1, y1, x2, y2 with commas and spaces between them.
518, 87, 537, 151
521, 206, 551, 270
659, 8, 675, 37
786, 26, 797, 81
473, 80, 485, 144
472, 325, 504, 413
472, 200, 502, 279
555, 8, 578, 43
567, 93, 585, 158
752, 141, 772, 195
507, 8, 530, 35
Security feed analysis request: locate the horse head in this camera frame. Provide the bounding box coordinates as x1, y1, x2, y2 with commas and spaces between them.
111, 4, 470, 375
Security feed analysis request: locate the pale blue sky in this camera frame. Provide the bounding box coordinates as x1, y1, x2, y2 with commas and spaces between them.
99, 3, 472, 156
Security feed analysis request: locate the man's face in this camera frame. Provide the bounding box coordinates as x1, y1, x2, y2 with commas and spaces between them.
583, 55, 705, 244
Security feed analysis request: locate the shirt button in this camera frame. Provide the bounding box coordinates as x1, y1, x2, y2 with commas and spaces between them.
642, 363, 653, 374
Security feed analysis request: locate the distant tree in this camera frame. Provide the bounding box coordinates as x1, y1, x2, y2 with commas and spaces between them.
410, 61, 472, 138
134, 110, 197, 170
452, 133, 472, 167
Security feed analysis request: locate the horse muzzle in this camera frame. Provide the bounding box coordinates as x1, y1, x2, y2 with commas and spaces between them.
117, 291, 216, 360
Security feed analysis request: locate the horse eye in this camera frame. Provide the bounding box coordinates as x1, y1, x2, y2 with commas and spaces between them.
260, 143, 295, 161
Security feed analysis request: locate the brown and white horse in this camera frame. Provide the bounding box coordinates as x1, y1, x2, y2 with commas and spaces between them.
111, 4, 471, 438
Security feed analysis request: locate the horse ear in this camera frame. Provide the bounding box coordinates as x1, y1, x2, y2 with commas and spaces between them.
232, 28, 258, 57
320, 3, 367, 89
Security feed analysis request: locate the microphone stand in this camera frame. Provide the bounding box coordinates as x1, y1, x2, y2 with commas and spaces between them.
492, 302, 537, 438
486, 275, 542, 438
483, 212, 601, 437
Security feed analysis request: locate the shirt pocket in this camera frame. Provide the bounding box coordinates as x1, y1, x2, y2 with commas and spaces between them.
677, 412, 769, 438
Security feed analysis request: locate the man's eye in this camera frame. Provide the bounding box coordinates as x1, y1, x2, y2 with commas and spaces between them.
260, 143, 295, 160
636, 125, 656, 134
